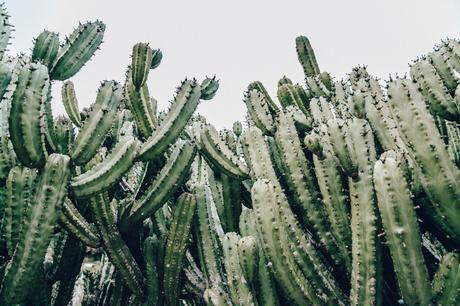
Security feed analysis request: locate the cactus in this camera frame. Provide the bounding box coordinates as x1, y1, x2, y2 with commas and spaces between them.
50, 21, 105, 80
1, 3, 460, 305
373, 153, 430, 305
0, 154, 70, 304
32, 30, 59, 69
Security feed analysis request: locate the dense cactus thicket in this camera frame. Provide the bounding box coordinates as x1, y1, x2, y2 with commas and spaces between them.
1, 3, 460, 305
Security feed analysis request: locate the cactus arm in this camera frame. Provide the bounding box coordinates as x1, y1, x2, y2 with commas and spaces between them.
0, 154, 70, 304
70, 80, 122, 165
195, 184, 231, 305
58, 198, 100, 248
222, 232, 256, 306
144, 235, 163, 306
239, 208, 280, 306
432, 252, 460, 306
61, 81, 82, 127
124, 141, 197, 226
248, 81, 279, 115
124, 76, 156, 139
311, 154, 352, 264
163, 193, 197, 306
244, 89, 276, 136
139, 79, 201, 161
199, 124, 249, 180
89, 193, 146, 299
8, 62, 49, 168
295, 36, 320, 77
237, 235, 258, 287
71, 136, 140, 198
373, 155, 430, 305
131, 43, 152, 90
221, 174, 242, 233
3, 166, 37, 256
32, 30, 59, 69
388, 79, 460, 242
50, 21, 105, 81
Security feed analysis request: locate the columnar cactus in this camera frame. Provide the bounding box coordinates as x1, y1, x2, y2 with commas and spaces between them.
1, 2, 460, 305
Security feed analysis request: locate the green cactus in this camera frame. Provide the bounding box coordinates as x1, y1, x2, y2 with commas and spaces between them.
61, 80, 82, 127
163, 192, 197, 306
32, 30, 59, 69
388, 78, 460, 242
70, 80, 122, 165
0, 154, 70, 304
8, 62, 49, 168
373, 153, 430, 305
139, 79, 202, 161
432, 252, 460, 306
50, 21, 105, 80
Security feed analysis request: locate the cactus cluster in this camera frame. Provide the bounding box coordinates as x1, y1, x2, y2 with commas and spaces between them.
1, 2, 460, 305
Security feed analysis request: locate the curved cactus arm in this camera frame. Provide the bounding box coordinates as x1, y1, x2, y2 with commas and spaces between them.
143, 235, 163, 306
222, 232, 256, 306
199, 123, 249, 180
124, 74, 156, 139
139, 79, 201, 161
89, 193, 146, 300
70, 80, 122, 166
244, 89, 276, 136
3, 166, 37, 256
373, 154, 430, 305
239, 208, 280, 306
32, 30, 59, 69
0, 154, 70, 304
61, 81, 82, 127
71, 135, 140, 198
50, 21, 105, 81
0, 4, 12, 60
432, 252, 460, 306
248, 81, 279, 115
295, 36, 320, 77
131, 42, 152, 90
388, 78, 460, 242
163, 193, 197, 306
8, 62, 49, 168
58, 198, 100, 248
123, 141, 196, 227
274, 110, 349, 271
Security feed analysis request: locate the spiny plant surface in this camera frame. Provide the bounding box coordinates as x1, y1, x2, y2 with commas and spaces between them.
1, 3, 460, 306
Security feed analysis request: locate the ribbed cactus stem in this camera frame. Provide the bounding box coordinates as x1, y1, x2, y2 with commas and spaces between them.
373, 153, 430, 305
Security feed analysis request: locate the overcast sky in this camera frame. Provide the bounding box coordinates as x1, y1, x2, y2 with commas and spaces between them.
5, 0, 460, 129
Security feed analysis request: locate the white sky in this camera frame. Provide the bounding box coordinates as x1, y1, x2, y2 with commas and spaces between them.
5, 0, 460, 129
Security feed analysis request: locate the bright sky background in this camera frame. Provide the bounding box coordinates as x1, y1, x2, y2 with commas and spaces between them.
5, 0, 460, 129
